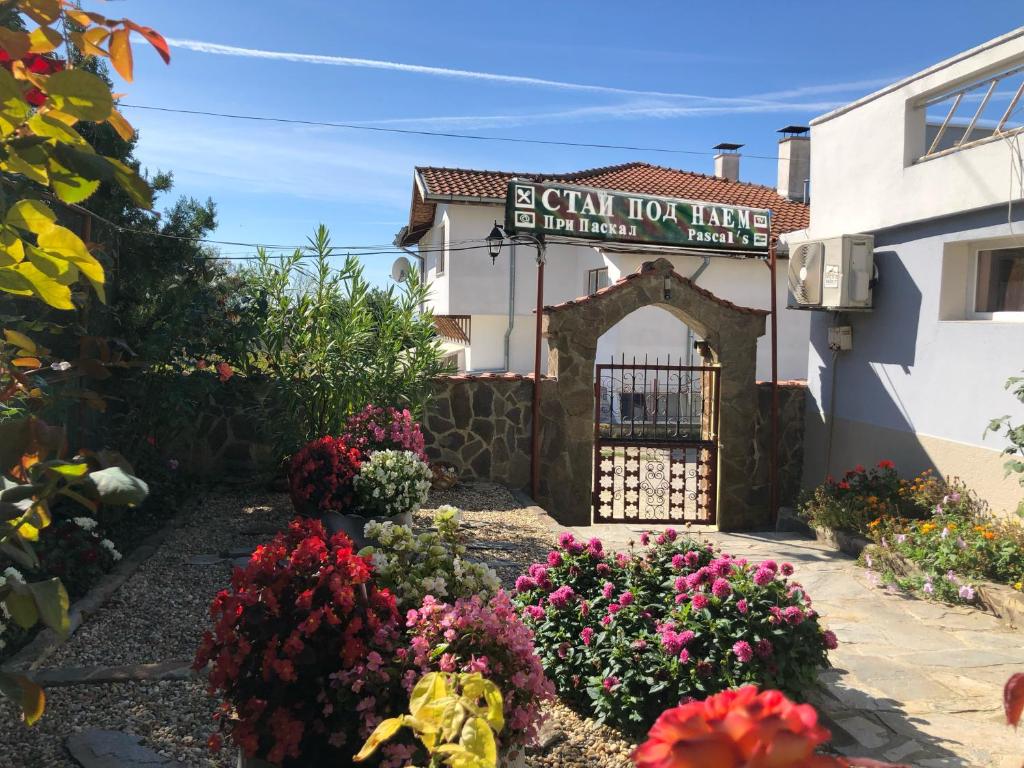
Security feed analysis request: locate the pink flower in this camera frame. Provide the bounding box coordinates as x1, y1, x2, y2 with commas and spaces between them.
548, 585, 575, 609
822, 630, 838, 650
439, 653, 457, 672
515, 575, 537, 593
601, 614, 612, 626
602, 582, 615, 600
691, 593, 709, 610
683, 551, 700, 568
618, 591, 634, 607
602, 676, 620, 692
732, 640, 753, 663
754, 639, 774, 659
523, 605, 544, 620
547, 551, 563, 567
581, 627, 594, 646
783, 606, 805, 625
664, 528, 677, 541
753, 568, 774, 586
711, 578, 731, 598
736, 598, 748, 614
678, 648, 690, 664
671, 553, 685, 569
640, 532, 651, 545
780, 562, 794, 576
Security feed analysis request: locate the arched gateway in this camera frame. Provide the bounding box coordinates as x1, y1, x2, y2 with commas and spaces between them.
536, 258, 768, 531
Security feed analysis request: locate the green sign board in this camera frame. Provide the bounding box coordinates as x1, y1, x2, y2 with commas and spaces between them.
504, 180, 771, 252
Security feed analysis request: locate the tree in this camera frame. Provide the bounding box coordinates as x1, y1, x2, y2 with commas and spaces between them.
0, 0, 169, 723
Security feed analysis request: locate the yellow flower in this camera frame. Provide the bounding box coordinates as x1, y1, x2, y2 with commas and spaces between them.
867, 518, 881, 529
1015, 582, 1022, 591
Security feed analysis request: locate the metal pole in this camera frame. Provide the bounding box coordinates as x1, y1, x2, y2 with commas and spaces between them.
768, 239, 780, 525
531, 239, 546, 501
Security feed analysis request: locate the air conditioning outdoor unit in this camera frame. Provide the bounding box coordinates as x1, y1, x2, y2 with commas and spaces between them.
788, 234, 874, 310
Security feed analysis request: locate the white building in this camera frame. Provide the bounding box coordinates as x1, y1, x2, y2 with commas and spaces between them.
791, 28, 1024, 514
396, 155, 812, 380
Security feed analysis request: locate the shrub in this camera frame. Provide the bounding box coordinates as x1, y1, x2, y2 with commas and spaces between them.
287, 436, 363, 516
343, 405, 427, 462
405, 592, 554, 749
363, 506, 501, 611
799, 461, 927, 535
353, 450, 432, 519
868, 482, 1024, 602
514, 531, 833, 736
194, 519, 405, 765
33, 517, 121, 599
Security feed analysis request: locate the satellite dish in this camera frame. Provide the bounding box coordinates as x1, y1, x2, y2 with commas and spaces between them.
391, 256, 412, 283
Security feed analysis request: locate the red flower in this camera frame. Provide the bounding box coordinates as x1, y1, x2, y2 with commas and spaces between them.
216, 361, 233, 382
287, 436, 363, 515
877, 460, 895, 470
837, 481, 850, 491
633, 686, 838, 768
0, 51, 65, 106
194, 518, 401, 763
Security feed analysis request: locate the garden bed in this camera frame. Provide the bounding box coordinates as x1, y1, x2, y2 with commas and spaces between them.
864, 541, 1024, 630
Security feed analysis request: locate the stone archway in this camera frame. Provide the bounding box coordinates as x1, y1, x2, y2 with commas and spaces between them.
536, 258, 768, 531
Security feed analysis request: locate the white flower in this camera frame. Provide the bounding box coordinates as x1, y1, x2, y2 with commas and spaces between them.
3, 567, 24, 585
100, 539, 122, 561
72, 517, 98, 531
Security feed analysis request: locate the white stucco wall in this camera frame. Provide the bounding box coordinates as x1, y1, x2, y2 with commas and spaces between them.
809, 28, 1024, 238
420, 202, 809, 380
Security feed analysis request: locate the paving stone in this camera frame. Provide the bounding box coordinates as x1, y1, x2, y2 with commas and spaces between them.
883, 738, 925, 762
225, 546, 254, 558
66, 729, 187, 767
833, 715, 890, 750
230, 557, 251, 569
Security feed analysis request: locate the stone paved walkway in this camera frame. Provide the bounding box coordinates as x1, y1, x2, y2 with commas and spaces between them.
565, 524, 1024, 768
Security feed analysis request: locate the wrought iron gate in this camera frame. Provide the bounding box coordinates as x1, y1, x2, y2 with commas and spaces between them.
593, 357, 720, 524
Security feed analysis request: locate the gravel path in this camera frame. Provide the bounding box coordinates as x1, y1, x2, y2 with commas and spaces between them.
0, 483, 637, 767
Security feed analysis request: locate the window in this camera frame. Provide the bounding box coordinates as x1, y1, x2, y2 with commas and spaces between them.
436, 222, 447, 275
973, 246, 1024, 319
916, 64, 1024, 161
587, 267, 609, 295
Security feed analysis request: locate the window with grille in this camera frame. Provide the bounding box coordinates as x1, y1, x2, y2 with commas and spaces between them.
918, 65, 1024, 160
587, 267, 609, 294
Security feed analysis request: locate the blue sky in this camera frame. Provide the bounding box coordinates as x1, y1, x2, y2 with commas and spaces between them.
119, 1, 1022, 285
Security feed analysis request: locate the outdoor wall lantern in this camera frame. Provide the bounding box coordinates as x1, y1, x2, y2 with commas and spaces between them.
486, 221, 505, 264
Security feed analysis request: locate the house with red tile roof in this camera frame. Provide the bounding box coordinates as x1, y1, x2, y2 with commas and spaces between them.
395, 151, 811, 379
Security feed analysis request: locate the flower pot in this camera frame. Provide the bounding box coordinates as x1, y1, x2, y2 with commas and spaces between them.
322, 510, 413, 549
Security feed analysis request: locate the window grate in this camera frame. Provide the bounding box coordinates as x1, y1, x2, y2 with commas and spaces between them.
918, 64, 1024, 160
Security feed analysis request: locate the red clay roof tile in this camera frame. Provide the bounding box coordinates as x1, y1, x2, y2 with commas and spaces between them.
407, 162, 808, 241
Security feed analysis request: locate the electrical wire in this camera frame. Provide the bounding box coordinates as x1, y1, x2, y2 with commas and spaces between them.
119, 103, 783, 160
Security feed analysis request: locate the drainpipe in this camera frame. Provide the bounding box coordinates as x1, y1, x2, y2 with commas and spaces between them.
685, 256, 712, 367
502, 241, 517, 371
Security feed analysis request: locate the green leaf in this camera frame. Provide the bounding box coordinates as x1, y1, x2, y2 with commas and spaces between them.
5, 590, 39, 629
106, 157, 153, 209
0, 69, 30, 137
86, 466, 149, 506
44, 70, 114, 122
42, 461, 89, 477
0, 266, 34, 297
36, 225, 105, 301
5, 200, 56, 236
28, 577, 69, 635
7, 261, 74, 309
46, 154, 101, 204
4, 142, 52, 185
410, 672, 449, 717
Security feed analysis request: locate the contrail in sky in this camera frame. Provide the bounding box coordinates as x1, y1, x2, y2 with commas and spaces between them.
168, 38, 885, 105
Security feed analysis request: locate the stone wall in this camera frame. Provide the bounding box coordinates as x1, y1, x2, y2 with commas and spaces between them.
421, 373, 553, 489
753, 381, 807, 508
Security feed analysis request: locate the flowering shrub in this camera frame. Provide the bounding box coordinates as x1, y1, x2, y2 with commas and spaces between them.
343, 405, 427, 462
514, 531, 832, 735
405, 592, 554, 749
287, 436, 363, 516
867, 484, 1024, 603
195, 519, 405, 765
353, 450, 432, 519
33, 517, 121, 599
363, 506, 501, 610
798, 461, 913, 535
632, 686, 907, 768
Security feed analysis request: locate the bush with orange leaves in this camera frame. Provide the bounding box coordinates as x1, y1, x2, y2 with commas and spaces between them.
632, 686, 909, 768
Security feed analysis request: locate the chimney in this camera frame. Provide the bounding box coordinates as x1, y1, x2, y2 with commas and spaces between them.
777, 125, 810, 202
713, 142, 743, 182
